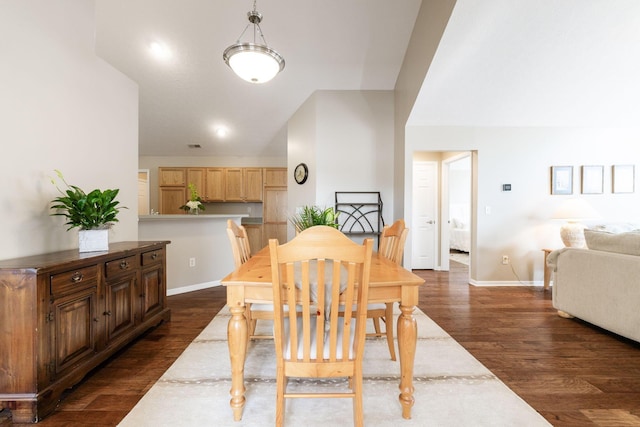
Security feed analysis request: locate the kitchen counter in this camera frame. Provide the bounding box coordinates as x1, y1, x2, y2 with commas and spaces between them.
139, 214, 248, 221
138, 214, 248, 295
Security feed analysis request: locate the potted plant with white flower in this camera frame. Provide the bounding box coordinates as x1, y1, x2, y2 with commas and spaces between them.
179, 183, 205, 214
50, 170, 126, 252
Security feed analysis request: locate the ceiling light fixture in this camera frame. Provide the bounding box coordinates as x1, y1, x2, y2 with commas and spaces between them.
149, 41, 172, 61
223, 0, 285, 84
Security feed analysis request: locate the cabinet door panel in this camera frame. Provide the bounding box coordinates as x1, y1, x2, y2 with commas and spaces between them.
263, 223, 287, 244
159, 168, 186, 186
187, 168, 205, 198
225, 168, 243, 201
52, 288, 97, 377
264, 187, 288, 222
140, 266, 164, 321
264, 168, 287, 187
159, 187, 186, 214
244, 168, 263, 201
105, 275, 136, 344
205, 168, 225, 201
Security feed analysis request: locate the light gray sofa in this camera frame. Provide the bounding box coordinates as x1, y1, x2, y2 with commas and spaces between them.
547, 229, 640, 343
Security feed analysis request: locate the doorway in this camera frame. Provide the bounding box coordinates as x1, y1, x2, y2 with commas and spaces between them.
138, 169, 150, 215
444, 154, 471, 269
411, 152, 473, 272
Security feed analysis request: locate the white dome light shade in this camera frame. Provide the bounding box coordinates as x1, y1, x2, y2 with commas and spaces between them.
224, 43, 285, 84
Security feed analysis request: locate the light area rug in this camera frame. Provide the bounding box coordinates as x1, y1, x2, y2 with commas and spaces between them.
119, 306, 550, 427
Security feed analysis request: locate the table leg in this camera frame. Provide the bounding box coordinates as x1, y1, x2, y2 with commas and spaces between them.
542, 249, 552, 290
397, 303, 417, 419
228, 305, 248, 421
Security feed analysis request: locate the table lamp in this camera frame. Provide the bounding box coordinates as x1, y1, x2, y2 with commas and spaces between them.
552, 198, 600, 247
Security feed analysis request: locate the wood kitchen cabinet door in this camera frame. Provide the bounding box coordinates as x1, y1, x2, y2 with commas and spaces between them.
159, 187, 186, 214
244, 168, 263, 201
187, 168, 205, 198
205, 168, 225, 202
263, 186, 288, 243
224, 168, 243, 201
158, 167, 186, 186
264, 168, 287, 187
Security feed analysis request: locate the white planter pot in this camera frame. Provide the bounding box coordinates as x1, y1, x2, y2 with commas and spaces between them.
78, 229, 109, 252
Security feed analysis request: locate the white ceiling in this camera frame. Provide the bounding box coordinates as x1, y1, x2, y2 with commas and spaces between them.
410, 0, 640, 127
95, 0, 422, 157
95, 1, 640, 159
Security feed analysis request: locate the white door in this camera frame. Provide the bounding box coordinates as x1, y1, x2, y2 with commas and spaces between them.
412, 161, 438, 269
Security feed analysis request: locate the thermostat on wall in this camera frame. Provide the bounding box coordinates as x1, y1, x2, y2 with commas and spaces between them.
502, 184, 512, 191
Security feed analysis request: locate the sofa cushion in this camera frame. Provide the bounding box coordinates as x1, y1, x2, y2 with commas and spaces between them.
584, 229, 640, 256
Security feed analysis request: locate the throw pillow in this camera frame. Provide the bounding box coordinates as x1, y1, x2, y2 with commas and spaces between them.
584, 229, 640, 256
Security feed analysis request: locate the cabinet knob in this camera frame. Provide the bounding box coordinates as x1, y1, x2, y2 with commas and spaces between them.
103, 311, 112, 316
119, 260, 130, 270
94, 318, 99, 323
70, 272, 84, 283
151, 252, 158, 260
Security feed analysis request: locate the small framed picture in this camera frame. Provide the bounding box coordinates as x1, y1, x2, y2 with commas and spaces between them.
613, 164, 635, 193
551, 166, 573, 195
581, 165, 604, 194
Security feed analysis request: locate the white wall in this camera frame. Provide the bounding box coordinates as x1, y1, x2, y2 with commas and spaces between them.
288, 91, 395, 240
405, 126, 640, 284
0, 0, 139, 260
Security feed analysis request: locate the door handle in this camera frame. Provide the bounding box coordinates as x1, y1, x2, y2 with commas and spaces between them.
426, 220, 435, 224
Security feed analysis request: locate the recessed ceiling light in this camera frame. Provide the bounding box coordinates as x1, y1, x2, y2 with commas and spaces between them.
215, 127, 229, 138
149, 41, 172, 61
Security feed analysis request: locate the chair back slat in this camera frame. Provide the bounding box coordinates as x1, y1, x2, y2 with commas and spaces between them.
226, 219, 252, 268
379, 219, 409, 265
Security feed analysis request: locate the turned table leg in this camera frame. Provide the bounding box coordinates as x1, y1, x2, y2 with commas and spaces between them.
228, 305, 248, 421
397, 303, 417, 419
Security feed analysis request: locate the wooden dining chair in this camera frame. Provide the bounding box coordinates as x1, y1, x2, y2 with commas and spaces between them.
269, 226, 374, 427
226, 219, 273, 339
366, 219, 409, 361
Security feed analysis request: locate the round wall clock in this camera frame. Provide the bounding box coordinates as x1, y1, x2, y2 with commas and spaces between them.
294, 163, 308, 185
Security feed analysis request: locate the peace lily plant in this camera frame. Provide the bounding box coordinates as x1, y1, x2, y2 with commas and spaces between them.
49, 170, 125, 251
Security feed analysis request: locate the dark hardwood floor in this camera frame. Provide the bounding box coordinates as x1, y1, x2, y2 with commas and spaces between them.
2, 261, 640, 426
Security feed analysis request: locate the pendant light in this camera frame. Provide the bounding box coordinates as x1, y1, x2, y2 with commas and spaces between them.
223, 0, 285, 84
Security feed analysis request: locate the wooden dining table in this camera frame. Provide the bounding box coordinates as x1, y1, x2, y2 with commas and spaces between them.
221, 245, 425, 421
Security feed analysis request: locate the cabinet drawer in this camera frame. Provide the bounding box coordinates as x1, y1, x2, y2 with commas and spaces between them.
105, 256, 137, 278
141, 249, 164, 266
50, 266, 98, 297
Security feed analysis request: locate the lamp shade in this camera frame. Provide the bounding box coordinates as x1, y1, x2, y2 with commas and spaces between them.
552, 198, 600, 221
552, 198, 600, 247
223, 43, 285, 84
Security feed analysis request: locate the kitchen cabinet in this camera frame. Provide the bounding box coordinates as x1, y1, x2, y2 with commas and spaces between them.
263, 186, 288, 244
159, 187, 186, 214
225, 168, 263, 202
0, 242, 170, 423
244, 224, 263, 255
204, 168, 225, 202
264, 167, 287, 187
158, 167, 186, 186
186, 168, 206, 197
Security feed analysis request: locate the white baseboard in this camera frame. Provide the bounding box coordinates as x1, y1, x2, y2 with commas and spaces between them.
167, 280, 221, 296
469, 279, 545, 287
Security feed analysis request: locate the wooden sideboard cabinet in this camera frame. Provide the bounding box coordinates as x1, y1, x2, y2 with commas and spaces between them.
0, 241, 171, 423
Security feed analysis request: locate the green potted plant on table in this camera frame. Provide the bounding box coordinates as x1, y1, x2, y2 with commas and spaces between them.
290, 205, 340, 233
50, 170, 126, 252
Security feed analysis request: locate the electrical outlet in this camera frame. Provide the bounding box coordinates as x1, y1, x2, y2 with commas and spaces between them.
502, 255, 509, 265
189, 257, 196, 267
